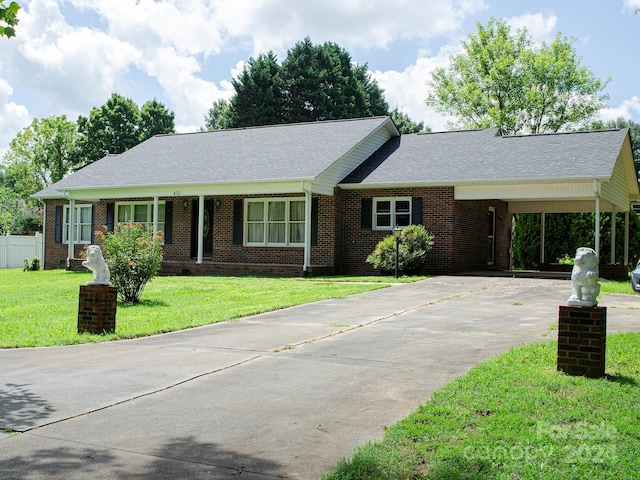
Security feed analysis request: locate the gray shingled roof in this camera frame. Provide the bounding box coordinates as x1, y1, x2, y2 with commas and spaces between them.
35, 116, 391, 197
341, 128, 630, 185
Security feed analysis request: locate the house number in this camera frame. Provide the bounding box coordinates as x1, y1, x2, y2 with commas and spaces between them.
173, 191, 181, 196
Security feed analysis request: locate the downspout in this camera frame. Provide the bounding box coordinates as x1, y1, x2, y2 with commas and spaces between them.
302, 181, 312, 275
610, 205, 616, 265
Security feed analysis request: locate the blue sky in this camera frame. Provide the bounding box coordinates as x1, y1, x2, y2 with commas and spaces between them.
1, 0, 639, 158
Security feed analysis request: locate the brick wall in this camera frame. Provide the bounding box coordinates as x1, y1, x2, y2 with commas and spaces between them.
45, 190, 510, 276
335, 187, 510, 275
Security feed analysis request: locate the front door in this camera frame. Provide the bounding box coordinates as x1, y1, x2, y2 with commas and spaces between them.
191, 199, 214, 258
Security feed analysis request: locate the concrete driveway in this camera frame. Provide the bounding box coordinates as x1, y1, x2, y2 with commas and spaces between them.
1, 276, 639, 479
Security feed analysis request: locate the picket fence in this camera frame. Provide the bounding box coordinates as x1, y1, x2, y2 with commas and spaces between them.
0, 233, 44, 269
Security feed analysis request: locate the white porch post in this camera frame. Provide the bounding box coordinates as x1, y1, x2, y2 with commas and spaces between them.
624, 210, 630, 266
594, 195, 601, 258
153, 196, 159, 237
303, 190, 312, 273
197, 195, 204, 264
610, 207, 616, 264
67, 198, 75, 266
540, 212, 546, 265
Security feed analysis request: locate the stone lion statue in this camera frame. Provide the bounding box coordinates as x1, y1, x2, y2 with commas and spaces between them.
82, 245, 111, 285
567, 247, 600, 307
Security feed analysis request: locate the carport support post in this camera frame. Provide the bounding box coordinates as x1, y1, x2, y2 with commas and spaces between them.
610, 207, 616, 265
594, 183, 601, 257
624, 210, 630, 266
540, 212, 545, 265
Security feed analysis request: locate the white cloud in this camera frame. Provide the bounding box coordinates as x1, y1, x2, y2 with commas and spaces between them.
372, 45, 460, 132
506, 12, 558, 43
599, 96, 640, 122
623, 0, 640, 12
0, 80, 30, 161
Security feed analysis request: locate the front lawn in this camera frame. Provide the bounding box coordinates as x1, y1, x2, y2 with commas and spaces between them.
0, 269, 390, 348
325, 333, 640, 479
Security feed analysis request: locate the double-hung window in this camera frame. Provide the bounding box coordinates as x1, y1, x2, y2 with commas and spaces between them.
245, 198, 305, 246
115, 201, 165, 233
373, 197, 412, 230
63, 204, 93, 244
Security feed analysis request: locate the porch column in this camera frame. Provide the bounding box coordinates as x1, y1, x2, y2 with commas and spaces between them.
67, 198, 75, 266
197, 195, 204, 264
540, 212, 546, 265
152, 196, 159, 237
610, 207, 616, 265
624, 210, 630, 266
594, 195, 600, 258
303, 190, 312, 273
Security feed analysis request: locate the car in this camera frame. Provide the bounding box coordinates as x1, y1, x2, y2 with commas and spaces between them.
631, 261, 640, 293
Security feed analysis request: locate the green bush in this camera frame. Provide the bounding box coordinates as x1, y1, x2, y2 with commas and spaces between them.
23, 256, 40, 271
366, 225, 434, 275
96, 223, 163, 303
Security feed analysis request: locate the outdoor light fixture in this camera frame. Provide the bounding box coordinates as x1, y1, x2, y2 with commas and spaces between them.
182, 200, 188, 209
393, 226, 403, 279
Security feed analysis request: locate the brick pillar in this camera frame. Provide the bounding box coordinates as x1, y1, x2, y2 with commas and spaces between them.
557, 305, 606, 378
78, 285, 118, 334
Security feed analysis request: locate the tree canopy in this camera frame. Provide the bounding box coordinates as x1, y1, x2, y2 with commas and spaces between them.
590, 117, 640, 175
76, 93, 175, 166
205, 38, 401, 130
0, 1, 20, 38
2, 115, 79, 198
426, 18, 609, 135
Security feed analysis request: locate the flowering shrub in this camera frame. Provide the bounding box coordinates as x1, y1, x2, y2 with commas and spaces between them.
366, 224, 434, 275
95, 223, 163, 303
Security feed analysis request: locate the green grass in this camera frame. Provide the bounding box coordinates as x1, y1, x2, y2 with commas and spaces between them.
324, 333, 640, 480
600, 279, 637, 295
0, 269, 396, 348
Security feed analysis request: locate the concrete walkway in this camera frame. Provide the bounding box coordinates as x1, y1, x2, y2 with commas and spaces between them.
1, 276, 638, 479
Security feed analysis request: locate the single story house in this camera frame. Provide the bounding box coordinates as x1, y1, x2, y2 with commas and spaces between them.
34, 116, 639, 276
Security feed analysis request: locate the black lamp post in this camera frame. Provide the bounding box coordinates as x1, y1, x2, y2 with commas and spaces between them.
393, 226, 403, 279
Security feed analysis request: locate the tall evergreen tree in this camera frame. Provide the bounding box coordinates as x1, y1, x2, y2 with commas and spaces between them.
230, 52, 284, 127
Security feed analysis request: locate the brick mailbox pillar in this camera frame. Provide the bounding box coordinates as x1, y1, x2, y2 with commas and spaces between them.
557, 305, 606, 378
78, 285, 118, 334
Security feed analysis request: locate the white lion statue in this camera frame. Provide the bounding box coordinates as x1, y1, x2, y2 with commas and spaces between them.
82, 245, 111, 286
567, 247, 600, 307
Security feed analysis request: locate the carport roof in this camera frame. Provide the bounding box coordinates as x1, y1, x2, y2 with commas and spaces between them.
340, 127, 633, 185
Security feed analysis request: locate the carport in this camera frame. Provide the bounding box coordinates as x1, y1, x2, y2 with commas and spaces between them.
454, 128, 639, 268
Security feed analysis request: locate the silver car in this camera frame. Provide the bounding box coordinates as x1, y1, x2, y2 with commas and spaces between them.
632, 261, 640, 293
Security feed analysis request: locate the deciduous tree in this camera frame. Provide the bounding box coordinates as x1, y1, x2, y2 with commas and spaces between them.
426, 18, 609, 135
0, 1, 20, 38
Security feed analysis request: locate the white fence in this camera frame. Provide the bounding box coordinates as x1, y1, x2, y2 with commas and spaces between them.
0, 233, 44, 269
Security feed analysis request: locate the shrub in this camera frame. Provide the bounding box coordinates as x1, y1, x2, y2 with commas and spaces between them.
95, 223, 163, 304
23, 256, 40, 271
366, 225, 434, 275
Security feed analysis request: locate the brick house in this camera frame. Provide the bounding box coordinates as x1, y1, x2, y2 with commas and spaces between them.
34, 116, 639, 276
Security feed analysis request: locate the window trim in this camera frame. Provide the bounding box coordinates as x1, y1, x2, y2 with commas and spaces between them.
63, 204, 93, 244
372, 197, 412, 231
244, 198, 306, 247
114, 201, 166, 233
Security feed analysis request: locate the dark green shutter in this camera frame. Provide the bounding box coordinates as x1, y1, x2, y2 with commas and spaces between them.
311, 197, 319, 246
54, 205, 63, 244
232, 200, 243, 245
91, 205, 96, 243
106, 203, 115, 232
164, 201, 173, 244
361, 198, 372, 229
411, 197, 422, 225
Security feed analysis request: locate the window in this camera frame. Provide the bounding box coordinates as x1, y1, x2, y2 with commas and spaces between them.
373, 198, 412, 230
63, 204, 93, 244
245, 198, 306, 246
115, 201, 165, 233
